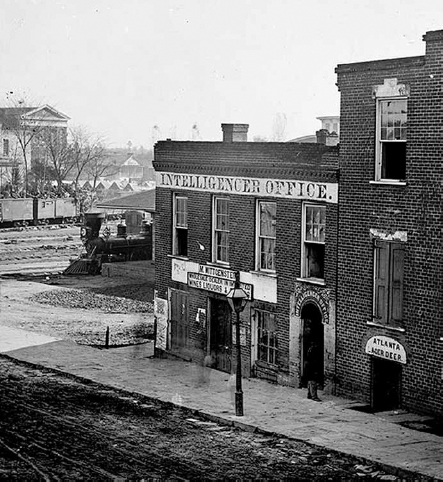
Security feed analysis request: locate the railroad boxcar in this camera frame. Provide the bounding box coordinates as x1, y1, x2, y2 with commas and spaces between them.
0, 197, 78, 227
0, 198, 34, 226
35, 198, 77, 224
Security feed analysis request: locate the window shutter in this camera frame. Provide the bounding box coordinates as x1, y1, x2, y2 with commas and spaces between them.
373, 240, 389, 323
389, 244, 405, 324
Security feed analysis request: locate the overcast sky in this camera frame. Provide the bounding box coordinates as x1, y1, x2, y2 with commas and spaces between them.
1, 0, 441, 148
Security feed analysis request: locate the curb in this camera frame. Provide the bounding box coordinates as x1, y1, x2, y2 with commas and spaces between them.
1, 353, 437, 481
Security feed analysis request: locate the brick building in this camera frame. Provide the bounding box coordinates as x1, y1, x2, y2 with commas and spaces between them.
335, 29, 443, 416
153, 124, 339, 390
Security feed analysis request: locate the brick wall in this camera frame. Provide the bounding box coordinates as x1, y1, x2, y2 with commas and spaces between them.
335, 30, 443, 416
154, 140, 339, 385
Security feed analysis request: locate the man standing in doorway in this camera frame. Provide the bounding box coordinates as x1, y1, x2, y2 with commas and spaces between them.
305, 341, 322, 402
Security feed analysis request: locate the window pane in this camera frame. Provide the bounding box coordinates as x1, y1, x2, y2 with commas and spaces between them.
257, 311, 277, 364
258, 202, 276, 270
175, 197, 187, 228
174, 196, 188, 256
380, 100, 407, 141
381, 143, 406, 180
214, 198, 229, 263
176, 229, 187, 256
305, 206, 326, 242
260, 202, 276, 237
306, 243, 325, 278
216, 230, 229, 262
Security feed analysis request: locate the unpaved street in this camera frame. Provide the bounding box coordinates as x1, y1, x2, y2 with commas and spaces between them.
0, 357, 404, 480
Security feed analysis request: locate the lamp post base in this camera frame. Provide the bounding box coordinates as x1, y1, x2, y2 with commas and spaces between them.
235, 391, 244, 416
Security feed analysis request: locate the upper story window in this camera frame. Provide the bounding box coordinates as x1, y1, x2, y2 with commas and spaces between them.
302, 204, 325, 281
173, 195, 188, 257
376, 98, 407, 181
256, 201, 276, 272
373, 240, 405, 327
213, 197, 229, 264
2, 139, 9, 157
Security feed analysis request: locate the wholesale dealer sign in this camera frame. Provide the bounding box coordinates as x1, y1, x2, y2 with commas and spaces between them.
188, 265, 253, 299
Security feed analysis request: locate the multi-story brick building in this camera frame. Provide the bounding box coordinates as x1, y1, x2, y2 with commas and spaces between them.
153, 125, 339, 390
335, 29, 443, 416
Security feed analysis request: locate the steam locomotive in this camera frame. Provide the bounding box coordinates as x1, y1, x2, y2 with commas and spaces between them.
0, 197, 78, 228
65, 211, 152, 275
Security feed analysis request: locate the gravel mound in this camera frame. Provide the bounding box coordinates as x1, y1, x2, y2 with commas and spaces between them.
30, 289, 154, 314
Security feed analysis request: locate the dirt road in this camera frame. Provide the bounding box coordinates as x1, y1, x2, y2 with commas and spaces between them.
0, 357, 404, 480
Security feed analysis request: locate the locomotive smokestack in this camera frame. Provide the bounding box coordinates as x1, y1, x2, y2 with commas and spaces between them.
83, 212, 106, 239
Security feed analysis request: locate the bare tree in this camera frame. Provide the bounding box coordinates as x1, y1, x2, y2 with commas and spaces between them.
68, 127, 109, 192
36, 126, 70, 195
84, 141, 117, 190
1, 93, 45, 196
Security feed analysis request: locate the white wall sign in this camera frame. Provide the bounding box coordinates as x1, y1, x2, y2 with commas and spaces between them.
188, 272, 253, 299
171, 259, 277, 303
154, 297, 168, 351
365, 336, 407, 364
157, 171, 338, 203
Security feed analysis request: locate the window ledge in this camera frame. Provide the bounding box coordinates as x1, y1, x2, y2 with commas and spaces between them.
296, 277, 325, 286
367, 321, 405, 332
250, 270, 277, 278
369, 180, 407, 186
167, 254, 189, 261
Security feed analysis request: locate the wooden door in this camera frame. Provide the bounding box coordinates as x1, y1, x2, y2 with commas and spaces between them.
209, 299, 232, 373
170, 290, 188, 351
372, 358, 401, 411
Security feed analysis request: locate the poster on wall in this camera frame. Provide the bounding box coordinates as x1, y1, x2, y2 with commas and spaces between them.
232, 325, 248, 347
154, 297, 168, 351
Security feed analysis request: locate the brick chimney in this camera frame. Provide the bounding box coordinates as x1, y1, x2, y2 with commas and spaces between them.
221, 123, 249, 142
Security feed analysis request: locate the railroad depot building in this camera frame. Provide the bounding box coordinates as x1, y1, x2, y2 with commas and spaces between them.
153, 124, 339, 390
335, 29, 443, 416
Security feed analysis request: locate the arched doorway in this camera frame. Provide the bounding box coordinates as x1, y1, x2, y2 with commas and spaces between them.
301, 302, 324, 386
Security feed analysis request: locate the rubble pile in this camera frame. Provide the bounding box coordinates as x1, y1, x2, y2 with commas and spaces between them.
30, 288, 153, 314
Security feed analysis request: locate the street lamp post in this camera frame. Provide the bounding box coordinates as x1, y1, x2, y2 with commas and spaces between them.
226, 271, 248, 417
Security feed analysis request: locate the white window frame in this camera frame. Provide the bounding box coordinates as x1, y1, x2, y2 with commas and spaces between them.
375, 97, 407, 182
255, 309, 278, 366
212, 196, 229, 265
301, 203, 326, 282
172, 194, 188, 257
256, 200, 276, 272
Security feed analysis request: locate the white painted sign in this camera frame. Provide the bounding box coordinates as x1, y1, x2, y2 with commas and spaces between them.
232, 324, 248, 346
171, 259, 277, 303
157, 171, 338, 203
188, 272, 253, 299
154, 297, 168, 351
365, 336, 407, 364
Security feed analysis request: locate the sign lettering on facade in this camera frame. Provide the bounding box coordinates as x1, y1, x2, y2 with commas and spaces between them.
365, 336, 407, 364
188, 267, 253, 299
157, 172, 338, 203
